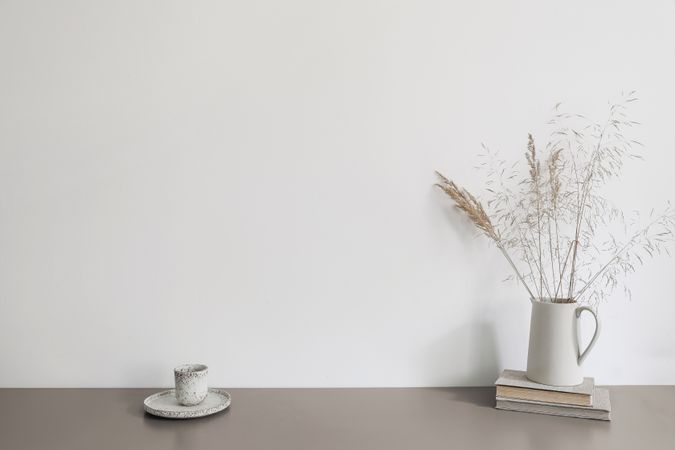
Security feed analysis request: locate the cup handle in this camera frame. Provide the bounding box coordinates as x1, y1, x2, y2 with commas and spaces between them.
576, 306, 601, 365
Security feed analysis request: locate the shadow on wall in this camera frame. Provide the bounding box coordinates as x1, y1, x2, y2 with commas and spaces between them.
423, 320, 501, 386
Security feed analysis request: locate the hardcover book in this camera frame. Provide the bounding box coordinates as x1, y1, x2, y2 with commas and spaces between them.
495, 369, 594, 406
496, 387, 611, 421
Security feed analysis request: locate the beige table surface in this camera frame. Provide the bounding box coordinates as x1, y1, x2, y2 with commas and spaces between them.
1, 387, 674, 450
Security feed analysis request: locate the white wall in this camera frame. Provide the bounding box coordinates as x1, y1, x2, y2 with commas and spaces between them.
1, 0, 674, 387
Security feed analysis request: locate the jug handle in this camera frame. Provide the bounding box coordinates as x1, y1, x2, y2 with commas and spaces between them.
576, 306, 601, 365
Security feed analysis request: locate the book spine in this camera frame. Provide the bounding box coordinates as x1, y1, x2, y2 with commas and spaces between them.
496, 400, 610, 421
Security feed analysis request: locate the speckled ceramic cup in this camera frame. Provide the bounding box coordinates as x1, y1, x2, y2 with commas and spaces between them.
174, 364, 208, 406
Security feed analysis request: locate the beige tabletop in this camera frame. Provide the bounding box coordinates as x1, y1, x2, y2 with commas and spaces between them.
1, 387, 674, 450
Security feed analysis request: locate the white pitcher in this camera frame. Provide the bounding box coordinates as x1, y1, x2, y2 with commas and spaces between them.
526, 298, 601, 386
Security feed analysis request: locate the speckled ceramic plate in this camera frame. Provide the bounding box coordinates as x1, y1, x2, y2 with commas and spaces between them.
143, 388, 231, 419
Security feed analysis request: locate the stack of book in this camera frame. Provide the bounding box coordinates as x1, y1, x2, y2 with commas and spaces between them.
494, 369, 611, 421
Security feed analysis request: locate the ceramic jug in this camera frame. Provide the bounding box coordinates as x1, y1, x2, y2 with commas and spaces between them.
526, 298, 600, 386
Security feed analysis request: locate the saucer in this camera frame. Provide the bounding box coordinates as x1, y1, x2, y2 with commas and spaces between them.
143, 388, 231, 419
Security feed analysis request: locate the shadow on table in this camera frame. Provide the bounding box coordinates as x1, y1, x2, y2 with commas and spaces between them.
449, 387, 496, 407
425, 386, 495, 408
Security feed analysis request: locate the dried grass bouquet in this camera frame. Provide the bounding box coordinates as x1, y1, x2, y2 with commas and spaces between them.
436, 93, 675, 309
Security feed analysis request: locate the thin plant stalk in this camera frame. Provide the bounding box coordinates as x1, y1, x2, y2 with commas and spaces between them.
435, 94, 674, 308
